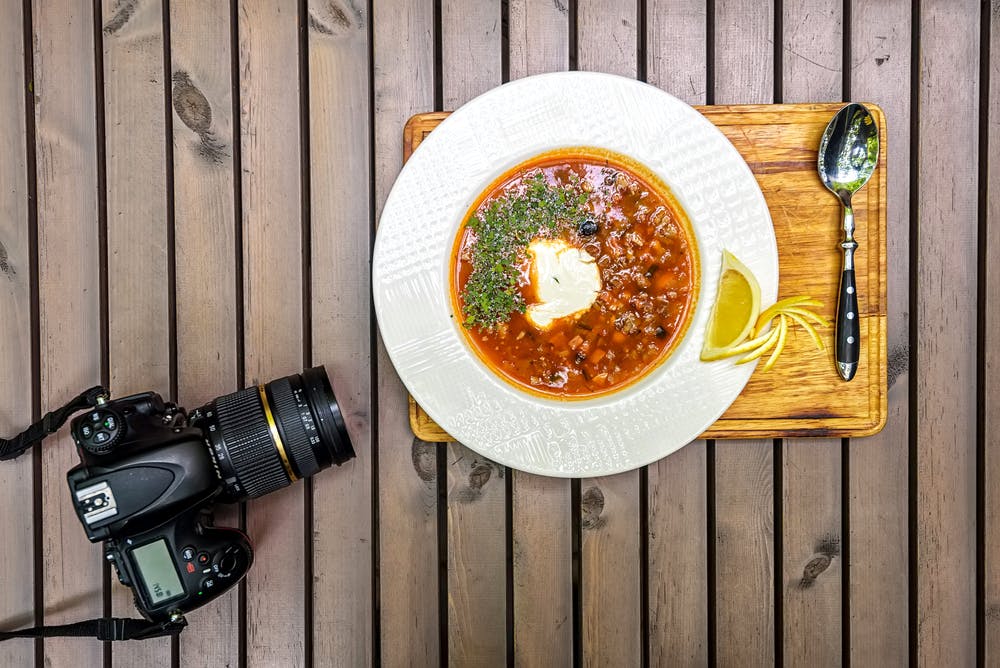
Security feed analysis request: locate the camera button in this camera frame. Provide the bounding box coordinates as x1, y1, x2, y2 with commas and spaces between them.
89, 412, 102, 424
200, 577, 216, 591
103, 416, 117, 431
80, 425, 94, 439
181, 546, 196, 562
94, 431, 111, 444
197, 552, 211, 566
217, 553, 239, 576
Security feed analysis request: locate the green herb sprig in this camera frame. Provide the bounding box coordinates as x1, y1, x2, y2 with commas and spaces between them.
461, 171, 592, 330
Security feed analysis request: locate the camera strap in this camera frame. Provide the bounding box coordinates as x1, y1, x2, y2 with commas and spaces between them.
0, 385, 109, 461
0, 615, 187, 642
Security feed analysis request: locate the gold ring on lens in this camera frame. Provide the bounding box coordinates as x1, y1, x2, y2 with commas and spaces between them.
258, 385, 298, 482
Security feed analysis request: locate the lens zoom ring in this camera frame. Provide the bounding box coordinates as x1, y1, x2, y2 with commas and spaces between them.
215, 387, 289, 498
269, 378, 320, 478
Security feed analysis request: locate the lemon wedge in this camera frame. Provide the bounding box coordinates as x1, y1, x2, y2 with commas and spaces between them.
699, 250, 761, 361
699, 249, 830, 372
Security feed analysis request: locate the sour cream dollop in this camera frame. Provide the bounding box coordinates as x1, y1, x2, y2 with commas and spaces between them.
524, 238, 602, 329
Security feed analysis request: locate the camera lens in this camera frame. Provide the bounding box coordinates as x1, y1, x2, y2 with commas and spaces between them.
195, 366, 355, 501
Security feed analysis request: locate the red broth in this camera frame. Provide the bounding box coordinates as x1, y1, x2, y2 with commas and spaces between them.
451, 148, 699, 399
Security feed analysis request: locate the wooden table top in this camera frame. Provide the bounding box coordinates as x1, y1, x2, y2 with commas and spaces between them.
0, 1, 993, 666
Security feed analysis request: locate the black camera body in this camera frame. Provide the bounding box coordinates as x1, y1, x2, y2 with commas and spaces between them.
63, 367, 353, 624
67, 393, 252, 622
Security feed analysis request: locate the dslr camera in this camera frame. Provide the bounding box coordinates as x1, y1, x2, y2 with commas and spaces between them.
60, 367, 353, 627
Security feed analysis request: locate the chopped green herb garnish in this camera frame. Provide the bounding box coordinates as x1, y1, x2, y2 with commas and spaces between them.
461, 171, 592, 330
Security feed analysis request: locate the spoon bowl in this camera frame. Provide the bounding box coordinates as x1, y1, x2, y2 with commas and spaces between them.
819, 104, 879, 202
817, 103, 879, 381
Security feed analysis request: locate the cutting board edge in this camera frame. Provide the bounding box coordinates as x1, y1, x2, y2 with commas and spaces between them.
400, 104, 889, 443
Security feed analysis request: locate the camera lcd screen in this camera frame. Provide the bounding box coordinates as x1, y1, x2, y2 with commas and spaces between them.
132, 539, 185, 606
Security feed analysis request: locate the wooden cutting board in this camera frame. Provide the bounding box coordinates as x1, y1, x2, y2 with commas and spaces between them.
402, 103, 887, 441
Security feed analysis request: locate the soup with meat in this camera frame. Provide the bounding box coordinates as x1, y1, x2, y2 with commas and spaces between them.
451, 147, 699, 398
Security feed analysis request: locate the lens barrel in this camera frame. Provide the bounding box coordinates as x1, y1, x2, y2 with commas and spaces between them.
196, 366, 355, 501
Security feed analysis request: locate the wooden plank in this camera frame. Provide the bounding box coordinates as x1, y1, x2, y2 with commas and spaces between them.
579, 478, 640, 666
647, 447, 708, 667
645, 2, 709, 664
441, 0, 501, 107
506, 1, 573, 665
237, 1, 307, 665
780, 2, 843, 665
100, 1, 173, 664
307, 0, 374, 665
373, 0, 440, 664
0, 1, 34, 664
714, 443, 774, 665
446, 455, 507, 664
712, 1, 775, 665
647, 0, 706, 102
33, 1, 105, 665
576, 2, 641, 665
715, 0, 772, 105
916, 0, 979, 665
439, 0, 507, 664
986, 0, 1000, 660
847, 1, 911, 664
511, 474, 573, 666
168, 0, 241, 664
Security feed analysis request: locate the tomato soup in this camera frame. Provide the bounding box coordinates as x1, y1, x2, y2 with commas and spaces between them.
451, 148, 699, 398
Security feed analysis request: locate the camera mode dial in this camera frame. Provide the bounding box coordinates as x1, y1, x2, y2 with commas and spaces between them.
76, 409, 124, 455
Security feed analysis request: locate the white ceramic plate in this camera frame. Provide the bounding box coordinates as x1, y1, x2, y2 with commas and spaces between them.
373, 71, 777, 477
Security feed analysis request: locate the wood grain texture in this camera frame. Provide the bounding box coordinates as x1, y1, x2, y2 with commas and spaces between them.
916, 0, 979, 665
101, 1, 173, 663
373, 0, 440, 664
576, 2, 641, 665
307, 0, 374, 665
848, 0, 911, 664
645, 3, 709, 664
33, 1, 105, 665
512, 472, 573, 666
237, 2, 306, 665
507, 1, 573, 665
712, 2, 775, 665
986, 0, 1000, 660
446, 451, 506, 664
779, 1, 843, 664
579, 478, 641, 666
715, 0, 773, 105
714, 441, 774, 665
782, 0, 841, 101
647, 0, 706, 102
169, 0, 241, 664
439, 1, 507, 664
441, 0, 501, 108
508, 0, 569, 77
781, 439, 842, 664
0, 1, 33, 664
647, 446, 708, 666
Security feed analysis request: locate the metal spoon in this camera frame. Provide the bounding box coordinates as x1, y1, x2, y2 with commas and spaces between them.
818, 103, 879, 381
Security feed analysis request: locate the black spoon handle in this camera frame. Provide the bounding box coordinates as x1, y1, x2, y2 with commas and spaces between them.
836, 263, 859, 381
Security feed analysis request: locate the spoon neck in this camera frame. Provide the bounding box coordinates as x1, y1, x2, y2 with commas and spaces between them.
840, 200, 856, 237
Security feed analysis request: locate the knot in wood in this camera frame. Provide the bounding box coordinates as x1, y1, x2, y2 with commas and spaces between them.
799, 554, 831, 588
581, 486, 605, 530
468, 462, 492, 490
411, 438, 437, 483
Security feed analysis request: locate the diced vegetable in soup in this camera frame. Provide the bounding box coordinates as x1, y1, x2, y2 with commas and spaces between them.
451, 148, 699, 398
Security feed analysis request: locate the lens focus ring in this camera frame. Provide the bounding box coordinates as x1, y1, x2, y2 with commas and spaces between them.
268, 378, 320, 478
214, 387, 290, 498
